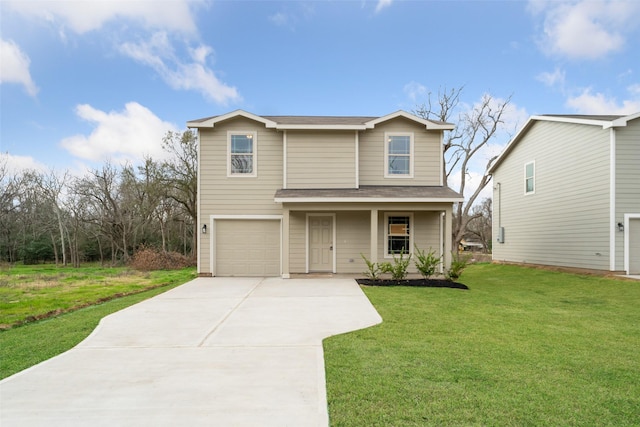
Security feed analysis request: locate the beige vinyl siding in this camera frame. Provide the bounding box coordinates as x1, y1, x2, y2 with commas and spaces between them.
614, 119, 640, 271
359, 117, 441, 186
286, 131, 356, 188
289, 212, 306, 273
335, 212, 370, 273
199, 117, 283, 273
492, 121, 611, 270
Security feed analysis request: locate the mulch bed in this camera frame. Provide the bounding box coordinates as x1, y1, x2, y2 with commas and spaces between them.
356, 278, 469, 290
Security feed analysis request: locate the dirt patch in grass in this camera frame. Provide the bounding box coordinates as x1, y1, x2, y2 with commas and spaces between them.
356, 278, 469, 289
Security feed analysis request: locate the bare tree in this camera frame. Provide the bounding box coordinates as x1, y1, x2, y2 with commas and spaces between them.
36, 169, 70, 266
160, 130, 198, 258
415, 87, 512, 249
465, 197, 492, 253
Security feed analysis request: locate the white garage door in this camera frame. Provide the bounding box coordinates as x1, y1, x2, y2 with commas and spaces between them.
630, 218, 640, 275
215, 220, 280, 277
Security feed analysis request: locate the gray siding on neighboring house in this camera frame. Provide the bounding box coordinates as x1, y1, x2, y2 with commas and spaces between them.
359, 117, 441, 186
615, 118, 640, 271
493, 121, 611, 270
198, 117, 283, 273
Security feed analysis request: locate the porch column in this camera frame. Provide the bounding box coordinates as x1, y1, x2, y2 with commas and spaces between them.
370, 208, 378, 263
282, 207, 290, 278
443, 206, 453, 270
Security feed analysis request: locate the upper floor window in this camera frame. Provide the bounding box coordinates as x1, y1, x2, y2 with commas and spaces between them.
384, 132, 414, 178
524, 161, 535, 194
228, 131, 257, 177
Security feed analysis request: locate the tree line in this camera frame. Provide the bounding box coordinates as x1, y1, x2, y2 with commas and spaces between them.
0, 130, 197, 266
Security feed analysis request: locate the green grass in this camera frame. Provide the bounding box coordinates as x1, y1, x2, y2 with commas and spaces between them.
0, 264, 196, 328
0, 265, 196, 379
324, 264, 640, 426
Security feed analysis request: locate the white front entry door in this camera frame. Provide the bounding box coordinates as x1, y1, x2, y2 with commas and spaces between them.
309, 216, 333, 272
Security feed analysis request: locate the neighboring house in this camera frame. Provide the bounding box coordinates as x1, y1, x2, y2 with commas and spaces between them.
489, 113, 640, 275
187, 110, 463, 277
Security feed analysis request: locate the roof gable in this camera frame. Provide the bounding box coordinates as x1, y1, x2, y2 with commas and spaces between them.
187, 109, 454, 131
489, 111, 640, 173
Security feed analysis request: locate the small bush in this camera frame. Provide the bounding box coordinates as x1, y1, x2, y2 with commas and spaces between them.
380, 250, 411, 280
361, 254, 382, 280
413, 245, 441, 279
446, 253, 471, 281
130, 247, 194, 271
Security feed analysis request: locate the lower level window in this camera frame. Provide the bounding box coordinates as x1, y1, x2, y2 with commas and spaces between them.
386, 215, 411, 255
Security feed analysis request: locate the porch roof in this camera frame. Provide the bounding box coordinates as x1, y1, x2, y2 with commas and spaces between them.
274, 185, 463, 203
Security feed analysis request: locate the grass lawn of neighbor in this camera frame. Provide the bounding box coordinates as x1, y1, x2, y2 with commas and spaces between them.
0, 264, 196, 379
324, 263, 640, 426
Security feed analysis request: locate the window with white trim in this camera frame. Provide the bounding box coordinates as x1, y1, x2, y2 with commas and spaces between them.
384, 213, 413, 256
228, 131, 257, 176
524, 161, 535, 194
384, 133, 414, 178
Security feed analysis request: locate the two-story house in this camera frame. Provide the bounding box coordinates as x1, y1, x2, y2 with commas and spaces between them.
489, 113, 640, 275
188, 110, 463, 278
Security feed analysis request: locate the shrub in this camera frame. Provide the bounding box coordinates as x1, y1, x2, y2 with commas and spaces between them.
446, 252, 471, 281
380, 250, 411, 280
130, 246, 194, 271
413, 245, 441, 279
360, 254, 382, 280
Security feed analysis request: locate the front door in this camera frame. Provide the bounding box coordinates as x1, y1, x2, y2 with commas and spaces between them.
309, 216, 333, 272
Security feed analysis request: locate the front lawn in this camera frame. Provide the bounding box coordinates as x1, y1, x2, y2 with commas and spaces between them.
324, 264, 640, 426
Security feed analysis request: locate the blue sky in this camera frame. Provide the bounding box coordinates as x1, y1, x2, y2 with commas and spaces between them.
2, 0, 640, 185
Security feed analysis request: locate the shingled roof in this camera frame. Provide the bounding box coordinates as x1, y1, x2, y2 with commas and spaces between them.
274, 186, 463, 203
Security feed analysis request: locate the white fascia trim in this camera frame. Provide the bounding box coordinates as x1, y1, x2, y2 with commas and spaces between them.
276, 124, 367, 130
274, 197, 465, 203
365, 110, 454, 130
606, 112, 640, 129
624, 214, 640, 275
188, 110, 278, 129
211, 215, 283, 220
531, 115, 613, 128
609, 128, 616, 271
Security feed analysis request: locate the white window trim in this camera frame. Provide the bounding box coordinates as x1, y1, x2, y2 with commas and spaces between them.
524, 160, 535, 195
227, 130, 258, 177
384, 132, 414, 178
383, 212, 414, 258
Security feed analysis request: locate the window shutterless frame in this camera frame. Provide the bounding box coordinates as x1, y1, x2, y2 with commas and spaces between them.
227, 131, 257, 177
383, 212, 413, 257
384, 132, 414, 178
524, 161, 535, 194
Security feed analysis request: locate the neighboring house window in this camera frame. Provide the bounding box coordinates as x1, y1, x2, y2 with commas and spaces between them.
228, 131, 257, 177
524, 161, 535, 194
384, 213, 413, 256
384, 133, 414, 178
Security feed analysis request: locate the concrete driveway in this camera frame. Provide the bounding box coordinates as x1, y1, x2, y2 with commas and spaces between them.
0, 277, 382, 426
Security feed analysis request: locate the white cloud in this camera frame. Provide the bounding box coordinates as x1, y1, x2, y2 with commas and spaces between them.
0, 38, 39, 96
566, 87, 640, 114
119, 32, 240, 105
536, 67, 566, 88
60, 102, 178, 164
7, 0, 198, 35
375, 0, 393, 13
403, 81, 427, 103
0, 152, 47, 175
529, 0, 640, 60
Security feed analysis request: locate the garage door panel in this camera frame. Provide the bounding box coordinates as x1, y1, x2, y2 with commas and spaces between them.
630, 218, 640, 275
216, 220, 280, 277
